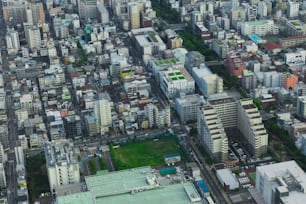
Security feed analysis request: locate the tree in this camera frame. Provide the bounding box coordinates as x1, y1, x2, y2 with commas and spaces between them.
253, 98, 262, 110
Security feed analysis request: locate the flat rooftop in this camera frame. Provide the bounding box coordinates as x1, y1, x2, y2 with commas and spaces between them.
85, 166, 153, 197
95, 182, 201, 204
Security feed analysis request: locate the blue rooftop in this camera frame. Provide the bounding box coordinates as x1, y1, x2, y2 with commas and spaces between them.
164, 153, 180, 159
196, 179, 209, 193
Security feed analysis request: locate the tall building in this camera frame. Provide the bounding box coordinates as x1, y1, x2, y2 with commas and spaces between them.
241, 70, 257, 90
44, 140, 80, 191
238, 99, 268, 156
94, 92, 112, 134
287, 1, 299, 19
226, 53, 246, 77
0, 163, 6, 190
258, 1, 268, 18
145, 104, 171, 128
2, 0, 26, 26
198, 94, 268, 161
197, 105, 228, 162
175, 94, 205, 124
97, 4, 109, 24
27, 2, 45, 25
0, 143, 5, 164
78, 0, 98, 21
63, 115, 82, 140
231, 0, 239, 10
128, 2, 141, 29
285, 20, 306, 36
297, 96, 306, 120
256, 161, 306, 204
6, 29, 20, 50
24, 24, 41, 49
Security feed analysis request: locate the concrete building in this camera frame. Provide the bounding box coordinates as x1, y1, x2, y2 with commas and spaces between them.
256, 161, 306, 204
294, 82, 306, 96
0, 163, 6, 190
279, 36, 306, 48
231, 0, 239, 10
211, 39, 228, 59
2, 0, 26, 25
241, 20, 279, 36
226, 53, 246, 77
241, 70, 257, 91
97, 4, 109, 24
184, 51, 205, 73
27, 2, 45, 24
144, 103, 171, 128
94, 92, 113, 134
263, 71, 280, 88
78, 0, 98, 21
85, 115, 97, 137
284, 49, 306, 66
295, 134, 306, 156
64, 115, 82, 140
287, 1, 299, 19
20, 94, 33, 114
192, 66, 223, 96
164, 29, 183, 49
57, 166, 202, 204
216, 169, 239, 191
175, 94, 205, 124
258, 1, 268, 18
131, 27, 166, 57
24, 24, 41, 49
297, 96, 306, 120
197, 105, 228, 162
6, 29, 20, 53
128, 2, 141, 29
238, 99, 268, 156
281, 72, 298, 90
44, 140, 80, 191
285, 20, 306, 36
160, 67, 195, 99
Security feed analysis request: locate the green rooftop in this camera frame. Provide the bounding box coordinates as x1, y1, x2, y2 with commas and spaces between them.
154, 59, 178, 66
85, 166, 153, 197
57, 192, 95, 204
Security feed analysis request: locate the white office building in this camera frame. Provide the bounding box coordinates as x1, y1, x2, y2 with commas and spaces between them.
0, 163, 6, 189
145, 104, 171, 128
256, 161, 306, 204
258, 1, 268, 18
160, 67, 195, 99
284, 49, 306, 66
6, 29, 20, 51
45, 140, 80, 191
192, 65, 223, 96
241, 20, 279, 36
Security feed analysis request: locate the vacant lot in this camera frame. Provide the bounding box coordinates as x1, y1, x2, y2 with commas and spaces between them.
111, 137, 184, 170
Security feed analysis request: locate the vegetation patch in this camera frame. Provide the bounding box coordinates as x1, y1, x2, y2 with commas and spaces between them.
110, 137, 184, 170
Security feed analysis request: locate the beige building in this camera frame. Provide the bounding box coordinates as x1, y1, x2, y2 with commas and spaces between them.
197, 105, 228, 162
128, 2, 141, 29
238, 99, 268, 156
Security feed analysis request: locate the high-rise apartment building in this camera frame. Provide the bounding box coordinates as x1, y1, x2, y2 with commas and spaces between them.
297, 96, 306, 120
128, 2, 141, 29
256, 161, 306, 204
287, 1, 299, 19
78, 0, 98, 21
6, 29, 20, 50
258, 1, 268, 18
0, 163, 6, 190
145, 103, 171, 128
24, 24, 41, 49
197, 105, 228, 162
2, 0, 26, 25
197, 94, 268, 161
94, 92, 112, 134
238, 99, 268, 156
45, 140, 80, 191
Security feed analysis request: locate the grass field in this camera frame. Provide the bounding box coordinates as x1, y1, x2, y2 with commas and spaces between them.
110, 137, 184, 170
